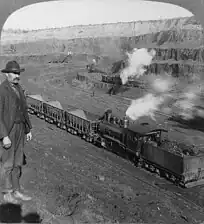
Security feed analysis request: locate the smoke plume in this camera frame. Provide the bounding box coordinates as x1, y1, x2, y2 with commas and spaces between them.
126, 74, 175, 121
151, 75, 176, 93
123, 47, 204, 122
174, 86, 201, 120
120, 48, 156, 84
126, 93, 165, 121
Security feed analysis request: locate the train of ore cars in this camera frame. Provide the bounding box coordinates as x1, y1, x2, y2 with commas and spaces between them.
26, 93, 204, 188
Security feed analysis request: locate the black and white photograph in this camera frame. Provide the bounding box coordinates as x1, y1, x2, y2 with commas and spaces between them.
0, 0, 204, 223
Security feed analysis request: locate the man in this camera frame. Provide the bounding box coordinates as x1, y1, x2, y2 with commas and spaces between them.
0, 61, 32, 204
99, 109, 112, 122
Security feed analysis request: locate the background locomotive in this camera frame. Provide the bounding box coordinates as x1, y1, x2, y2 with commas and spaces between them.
26, 94, 204, 188
84, 59, 147, 95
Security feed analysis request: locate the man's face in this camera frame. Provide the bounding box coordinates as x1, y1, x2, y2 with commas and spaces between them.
6, 72, 20, 84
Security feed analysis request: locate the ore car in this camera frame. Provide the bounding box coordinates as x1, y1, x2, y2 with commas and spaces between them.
27, 94, 100, 142
26, 95, 44, 117
64, 108, 100, 142
42, 101, 65, 128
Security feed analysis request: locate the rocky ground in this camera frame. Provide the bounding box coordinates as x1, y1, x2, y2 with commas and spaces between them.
1, 115, 204, 223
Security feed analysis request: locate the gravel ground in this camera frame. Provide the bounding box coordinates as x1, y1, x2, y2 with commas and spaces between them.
8, 116, 204, 223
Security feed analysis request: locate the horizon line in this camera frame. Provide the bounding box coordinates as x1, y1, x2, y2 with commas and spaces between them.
2, 15, 195, 32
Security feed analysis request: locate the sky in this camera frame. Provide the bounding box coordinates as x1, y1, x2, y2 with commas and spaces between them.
3, 0, 193, 30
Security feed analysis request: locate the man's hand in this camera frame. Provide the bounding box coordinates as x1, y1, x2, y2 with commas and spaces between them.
26, 132, 32, 141
3, 136, 11, 149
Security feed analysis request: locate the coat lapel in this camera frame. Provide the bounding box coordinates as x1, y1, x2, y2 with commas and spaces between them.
2, 80, 27, 112
3, 79, 19, 100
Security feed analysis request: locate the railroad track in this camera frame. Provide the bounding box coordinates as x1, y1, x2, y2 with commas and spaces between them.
72, 85, 172, 118
76, 141, 204, 214
30, 71, 173, 119
31, 116, 204, 217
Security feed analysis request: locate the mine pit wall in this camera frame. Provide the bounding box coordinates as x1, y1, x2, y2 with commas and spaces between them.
146, 62, 204, 77
1, 16, 204, 79
1, 17, 193, 45
2, 48, 204, 63
2, 34, 204, 59
1, 16, 202, 57
2, 49, 204, 78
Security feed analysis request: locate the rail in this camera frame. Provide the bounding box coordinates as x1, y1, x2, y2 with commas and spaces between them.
32, 119, 204, 216
72, 85, 172, 118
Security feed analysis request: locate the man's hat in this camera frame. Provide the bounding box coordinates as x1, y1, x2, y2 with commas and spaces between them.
1, 61, 25, 74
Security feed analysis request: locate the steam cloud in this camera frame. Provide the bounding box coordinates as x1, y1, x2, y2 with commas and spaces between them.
123, 47, 204, 122
120, 48, 156, 85
126, 93, 165, 121
174, 86, 201, 120
126, 77, 174, 121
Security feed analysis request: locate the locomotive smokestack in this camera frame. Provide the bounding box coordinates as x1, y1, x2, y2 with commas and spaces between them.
123, 116, 129, 128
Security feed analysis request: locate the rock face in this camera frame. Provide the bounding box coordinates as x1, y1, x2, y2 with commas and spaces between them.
1, 16, 202, 56
147, 62, 204, 77
1, 16, 204, 78
1, 17, 196, 44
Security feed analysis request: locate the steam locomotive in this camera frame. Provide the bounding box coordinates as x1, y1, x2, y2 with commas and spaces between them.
76, 72, 146, 94
26, 94, 204, 188
85, 59, 147, 90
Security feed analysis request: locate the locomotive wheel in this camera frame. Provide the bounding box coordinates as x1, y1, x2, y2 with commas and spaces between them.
131, 156, 138, 166
85, 137, 90, 142
137, 159, 143, 168
170, 175, 176, 183
165, 172, 170, 180
140, 161, 145, 169
174, 178, 180, 186
89, 138, 93, 143
179, 181, 186, 188
144, 163, 149, 169
149, 165, 155, 173
155, 168, 161, 176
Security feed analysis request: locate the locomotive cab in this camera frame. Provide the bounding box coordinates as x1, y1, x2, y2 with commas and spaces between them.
144, 129, 168, 146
